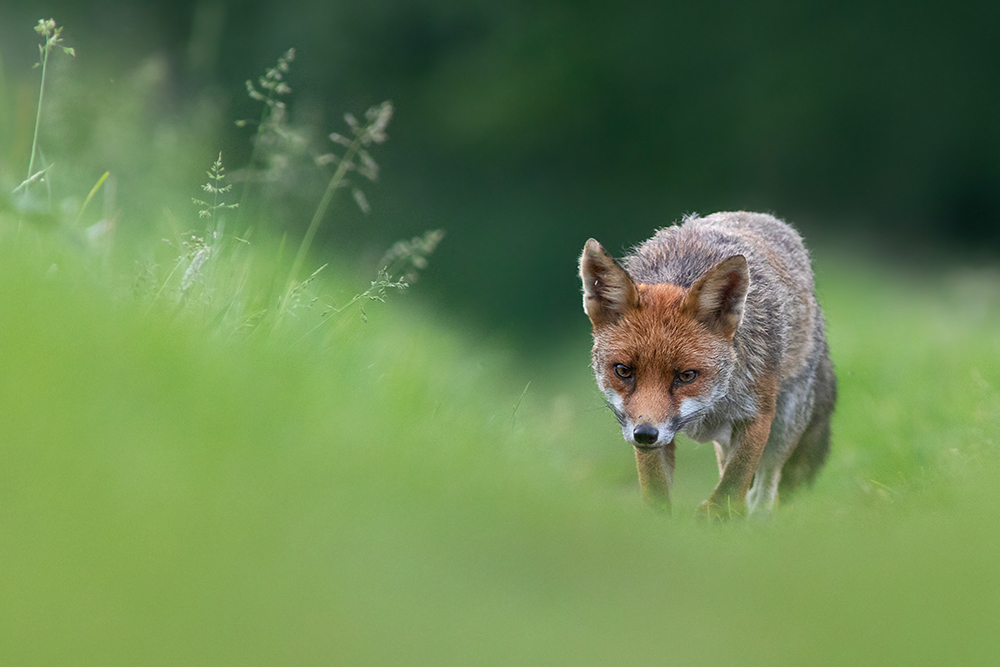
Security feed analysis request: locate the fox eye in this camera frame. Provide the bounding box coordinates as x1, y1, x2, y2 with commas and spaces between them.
677, 369, 698, 384
613, 363, 633, 380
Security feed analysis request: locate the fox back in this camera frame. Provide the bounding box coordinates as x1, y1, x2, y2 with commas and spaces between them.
580, 211, 836, 515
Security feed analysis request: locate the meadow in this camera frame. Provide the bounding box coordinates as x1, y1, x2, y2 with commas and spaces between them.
3, 20, 1000, 666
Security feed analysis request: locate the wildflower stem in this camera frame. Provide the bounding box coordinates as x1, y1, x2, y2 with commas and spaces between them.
236, 90, 274, 219
212, 160, 220, 231
236, 48, 294, 226
281, 131, 364, 313
26, 39, 50, 184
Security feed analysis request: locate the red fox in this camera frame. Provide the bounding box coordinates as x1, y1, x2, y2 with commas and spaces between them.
579, 212, 836, 516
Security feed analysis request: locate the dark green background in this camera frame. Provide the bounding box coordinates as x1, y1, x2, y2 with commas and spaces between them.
2, 0, 999, 336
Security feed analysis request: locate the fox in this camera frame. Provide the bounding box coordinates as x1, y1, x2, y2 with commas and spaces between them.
579, 211, 836, 516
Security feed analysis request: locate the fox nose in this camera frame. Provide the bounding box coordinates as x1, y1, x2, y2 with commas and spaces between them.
633, 423, 659, 446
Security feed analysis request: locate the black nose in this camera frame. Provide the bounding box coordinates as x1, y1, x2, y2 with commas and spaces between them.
633, 423, 659, 445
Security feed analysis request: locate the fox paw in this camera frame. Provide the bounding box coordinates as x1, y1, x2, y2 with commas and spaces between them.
695, 499, 723, 522
696, 498, 745, 521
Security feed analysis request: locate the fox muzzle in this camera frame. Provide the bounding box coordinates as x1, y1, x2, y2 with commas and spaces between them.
632, 423, 659, 446
628, 422, 675, 449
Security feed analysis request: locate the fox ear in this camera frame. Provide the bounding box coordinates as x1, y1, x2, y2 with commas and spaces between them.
684, 255, 749, 339
579, 238, 639, 328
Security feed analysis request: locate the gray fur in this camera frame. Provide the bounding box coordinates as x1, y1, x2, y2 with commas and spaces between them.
615, 211, 836, 510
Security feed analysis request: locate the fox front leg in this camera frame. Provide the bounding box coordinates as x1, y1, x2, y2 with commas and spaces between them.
634, 440, 675, 512
701, 383, 777, 519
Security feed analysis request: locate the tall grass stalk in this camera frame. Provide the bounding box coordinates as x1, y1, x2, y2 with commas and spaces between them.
283, 135, 361, 302
279, 101, 393, 319
236, 48, 295, 221
22, 19, 74, 191
73, 171, 109, 227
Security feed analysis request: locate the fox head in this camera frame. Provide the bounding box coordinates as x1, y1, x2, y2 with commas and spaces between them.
579, 239, 750, 449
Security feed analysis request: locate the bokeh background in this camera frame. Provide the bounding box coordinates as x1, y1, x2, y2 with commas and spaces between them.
3, 0, 999, 339
4, 5, 1000, 665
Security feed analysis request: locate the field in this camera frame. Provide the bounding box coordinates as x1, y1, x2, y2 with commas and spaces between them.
3, 18, 1000, 666
2, 225, 999, 665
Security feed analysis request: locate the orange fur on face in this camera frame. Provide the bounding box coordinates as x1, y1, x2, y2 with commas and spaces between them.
581, 212, 837, 514
593, 283, 733, 425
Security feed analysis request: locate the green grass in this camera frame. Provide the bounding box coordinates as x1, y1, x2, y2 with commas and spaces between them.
1, 230, 999, 666
3, 20, 999, 663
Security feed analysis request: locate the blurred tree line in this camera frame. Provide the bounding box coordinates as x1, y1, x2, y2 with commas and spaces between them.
2, 0, 998, 337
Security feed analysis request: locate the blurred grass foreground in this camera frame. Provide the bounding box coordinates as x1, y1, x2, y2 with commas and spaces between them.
3, 15, 1000, 667
5, 237, 1000, 665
